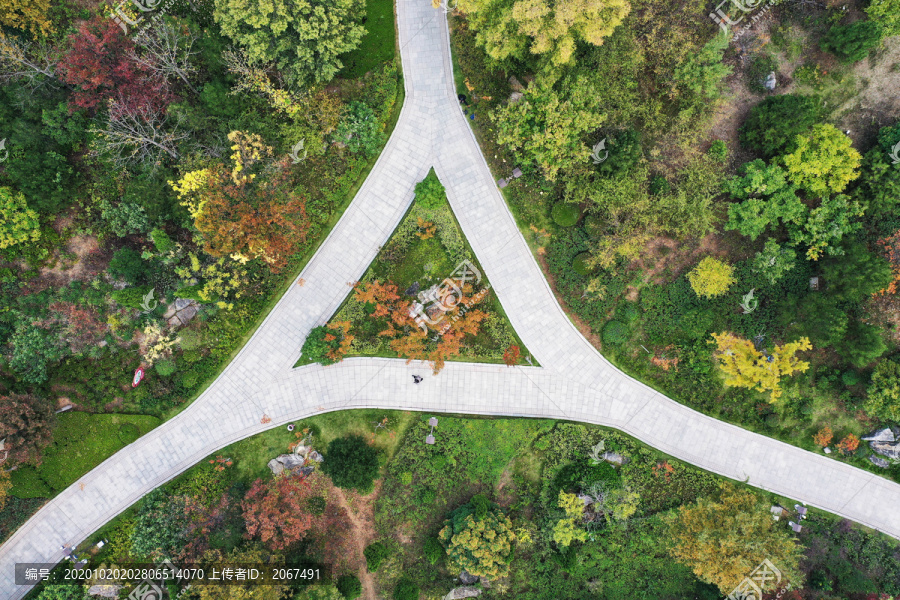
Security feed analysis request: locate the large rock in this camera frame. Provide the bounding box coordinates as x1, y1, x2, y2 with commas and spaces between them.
267, 459, 284, 476
764, 71, 777, 90
458, 571, 478, 585
508, 91, 524, 104
870, 441, 900, 461
87, 584, 122, 598
444, 587, 481, 600
869, 455, 891, 469
601, 451, 625, 466
862, 428, 896, 443
278, 454, 306, 469
508, 76, 524, 92
165, 298, 200, 328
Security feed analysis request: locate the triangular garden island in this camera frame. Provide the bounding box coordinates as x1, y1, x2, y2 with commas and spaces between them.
298, 169, 532, 373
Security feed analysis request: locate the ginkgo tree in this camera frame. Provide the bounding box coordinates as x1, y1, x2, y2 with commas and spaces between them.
0, 187, 40, 249
780, 124, 861, 197
711, 332, 812, 402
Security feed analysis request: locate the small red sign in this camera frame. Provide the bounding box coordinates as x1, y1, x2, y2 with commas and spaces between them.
132, 367, 145, 388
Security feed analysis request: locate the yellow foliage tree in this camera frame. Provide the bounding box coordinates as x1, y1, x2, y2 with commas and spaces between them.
552, 490, 588, 547
0, 470, 10, 510
0, 187, 40, 249
439, 512, 517, 579
711, 332, 811, 402
687, 257, 736, 298
665, 483, 803, 594
0, 0, 52, 37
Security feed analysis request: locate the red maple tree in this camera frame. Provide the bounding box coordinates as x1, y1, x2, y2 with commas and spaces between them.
502, 344, 520, 366
57, 17, 172, 113
242, 476, 315, 550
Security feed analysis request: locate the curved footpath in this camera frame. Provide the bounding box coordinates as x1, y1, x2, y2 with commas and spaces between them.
3, 0, 900, 596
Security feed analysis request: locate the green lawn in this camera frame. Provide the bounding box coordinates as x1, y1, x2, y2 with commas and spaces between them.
339, 0, 397, 79
10, 412, 162, 498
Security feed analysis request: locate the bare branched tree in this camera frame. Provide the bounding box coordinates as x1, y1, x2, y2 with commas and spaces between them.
91, 100, 188, 169
0, 31, 57, 87
131, 17, 200, 94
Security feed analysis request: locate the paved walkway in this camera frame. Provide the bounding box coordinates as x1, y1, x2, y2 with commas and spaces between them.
3, 0, 900, 596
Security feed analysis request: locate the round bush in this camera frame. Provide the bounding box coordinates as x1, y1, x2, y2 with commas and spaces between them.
707, 139, 728, 162
417, 488, 436, 504
424, 536, 444, 565
601, 320, 628, 345
118, 423, 140, 444
154, 359, 176, 377
649, 174, 671, 195
393, 579, 419, 600
337, 574, 361, 599
573, 252, 594, 276
182, 349, 202, 363
582, 214, 604, 237
322, 435, 380, 492
616, 303, 640, 323
178, 371, 199, 389
399, 471, 413, 486
178, 329, 205, 351
551, 203, 580, 227
841, 370, 862, 387
765, 414, 780, 427
364, 541, 390, 572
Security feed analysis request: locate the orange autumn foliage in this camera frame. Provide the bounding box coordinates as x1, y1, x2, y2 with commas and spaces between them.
812, 426, 833, 447
836, 434, 859, 454
502, 344, 520, 366
878, 230, 900, 295
242, 476, 315, 550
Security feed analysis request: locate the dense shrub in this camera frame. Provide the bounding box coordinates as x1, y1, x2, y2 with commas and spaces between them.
301, 326, 341, 365
392, 579, 419, 600
333, 101, 385, 158
155, 359, 176, 377
596, 129, 641, 177
572, 252, 593, 276
649, 174, 671, 195
107, 248, 146, 285
602, 320, 628, 345
820, 21, 883, 63
424, 535, 444, 564
414, 170, 446, 210
740, 94, 824, 158
364, 541, 390, 572
552, 203, 580, 227
111, 286, 155, 309
149, 228, 175, 254
322, 435, 379, 492
707, 140, 728, 162
336, 574, 362, 599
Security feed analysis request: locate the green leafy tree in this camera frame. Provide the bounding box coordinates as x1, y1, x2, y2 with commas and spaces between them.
837, 320, 887, 368
673, 32, 732, 101
752, 239, 797, 285
392, 579, 419, 600
854, 149, 900, 218
665, 483, 803, 594
34, 584, 84, 600
724, 161, 806, 241
864, 358, 900, 422
820, 243, 893, 303
108, 248, 146, 285
0, 393, 54, 467
130, 489, 189, 559
820, 20, 883, 63
867, 0, 900, 36
414, 169, 445, 210
459, 0, 630, 65
493, 68, 605, 180
439, 500, 516, 579
787, 193, 864, 260
99, 198, 150, 238
9, 321, 65, 385
595, 129, 642, 177
333, 101, 384, 158
295, 585, 344, 600
336, 574, 362, 599
780, 124, 861, 197
779, 294, 848, 349
213, 0, 365, 87
687, 257, 736, 299
321, 435, 379, 492
739, 94, 824, 158
0, 187, 40, 249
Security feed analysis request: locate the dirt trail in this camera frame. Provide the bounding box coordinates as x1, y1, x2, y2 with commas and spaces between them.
331, 482, 381, 600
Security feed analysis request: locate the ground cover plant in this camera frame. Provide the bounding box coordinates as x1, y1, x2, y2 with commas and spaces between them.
299, 169, 530, 372
446, 0, 900, 486
0, 0, 402, 539
27, 410, 900, 599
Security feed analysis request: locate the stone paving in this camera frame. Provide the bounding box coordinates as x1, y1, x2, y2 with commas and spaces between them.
3, 0, 900, 596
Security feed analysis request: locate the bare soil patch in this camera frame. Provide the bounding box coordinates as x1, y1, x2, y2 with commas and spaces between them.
330, 480, 382, 600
